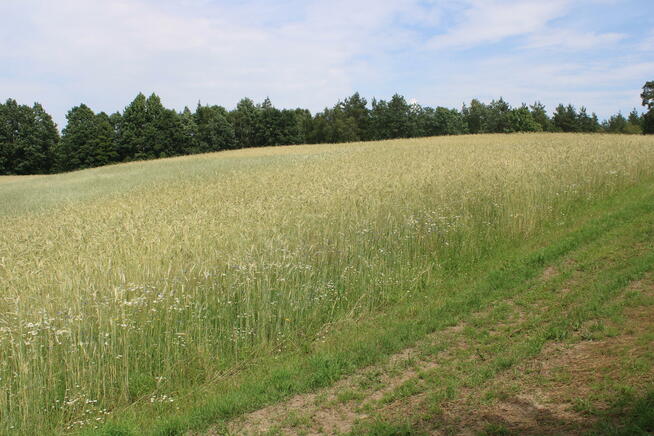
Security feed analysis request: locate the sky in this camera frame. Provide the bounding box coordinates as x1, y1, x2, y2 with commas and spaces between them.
1, 0, 652, 128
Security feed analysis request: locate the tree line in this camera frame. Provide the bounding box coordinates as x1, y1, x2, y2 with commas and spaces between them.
1, 81, 653, 175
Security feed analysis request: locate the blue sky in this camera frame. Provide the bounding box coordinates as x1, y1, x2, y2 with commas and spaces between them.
1, 0, 652, 127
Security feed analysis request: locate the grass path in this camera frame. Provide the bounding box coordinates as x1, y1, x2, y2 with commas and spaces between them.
209, 181, 654, 436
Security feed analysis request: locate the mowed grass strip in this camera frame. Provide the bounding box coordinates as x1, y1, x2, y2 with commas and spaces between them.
0, 133, 653, 434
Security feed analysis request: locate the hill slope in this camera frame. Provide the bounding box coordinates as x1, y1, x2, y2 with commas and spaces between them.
0, 133, 653, 435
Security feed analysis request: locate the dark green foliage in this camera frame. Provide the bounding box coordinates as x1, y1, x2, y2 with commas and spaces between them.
30, 103, 59, 173
116, 93, 147, 161
255, 98, 302, 147
530, 102, 552, 131
95, 112, 119, 166
463, 99, 542, 134
55, 105, 118, 172
641, 81, 654, 110
605, 113, 628, 134
230, 98, 258, 148
143, 94, 185, 159
293, 108, 313, 144
507, 105, 542, 132
421, 107, 467, 136
115, 93, 186, 161
308, 107, 359, 143
552, 104, 600, 133
0, 99, 59, 174
253, 97, 277, 146
278, 109, 304, 145
627, 109, 642, 127
642, 81, 654, 135
643, 111, 654, 135
601, 109, 643, 134
194, 104, 235, 152
624, 109, 642, 134
55, 104, 95, 172
577, 107, 601, 133
485, 98, 513, 133
308, 93, 371, 143
370, 94, 414, 139
228, 97, 303, 147
341, 92, 371, 141
553, 104, 580, 132
462, 99, 489, 134
178, 107, 199, 154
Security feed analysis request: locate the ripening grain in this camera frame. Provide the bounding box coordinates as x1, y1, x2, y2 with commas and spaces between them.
1, 133, 653, 434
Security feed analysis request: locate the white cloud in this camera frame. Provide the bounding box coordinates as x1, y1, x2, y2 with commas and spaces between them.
524, 29, 626, 51
426, 0, 571, 49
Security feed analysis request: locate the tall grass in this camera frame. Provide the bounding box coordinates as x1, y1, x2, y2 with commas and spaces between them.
0, 133, 653, 434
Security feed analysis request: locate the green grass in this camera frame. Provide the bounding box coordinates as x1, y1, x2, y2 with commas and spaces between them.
1, 133, 654, 434
590, 389, 654, 435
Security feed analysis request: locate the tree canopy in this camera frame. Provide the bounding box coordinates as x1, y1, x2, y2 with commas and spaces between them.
642, 81, 654, 134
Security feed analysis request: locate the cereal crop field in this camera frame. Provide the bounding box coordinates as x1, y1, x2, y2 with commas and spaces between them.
1, 133, 654, 435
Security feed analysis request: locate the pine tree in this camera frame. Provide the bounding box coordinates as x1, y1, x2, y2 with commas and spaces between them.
462, 99, 489, 134
55, 104, 98, 171
256, 98, 283, 146
340, 93, 371, 141
486, 98, 512, 133
529, 102, 552, 132
230, 98, 259, 148
195, 104, 235, 152
117, 93, 148, 161
642, 81, 654, 134
605, 112, 628, 133
577, 107, 600, 133
31, 103, 59, 173
421, 107, 467, 136
179, 107, 200, 154
278, 109, 302, 145
553, 104, 579, 132
293, 108, 313, 144
644, 111, 654, 135
370, 95, 412, 140
507, 105, 542, 132
92, 112, 119, 165
622, 109, 642, 134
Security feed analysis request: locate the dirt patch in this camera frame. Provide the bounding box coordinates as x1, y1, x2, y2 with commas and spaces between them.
211, 323, 468, 436
540, 266, 559, 281
425, 285, 654, 435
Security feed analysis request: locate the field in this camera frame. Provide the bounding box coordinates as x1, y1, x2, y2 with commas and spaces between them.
1, 133, 654, 435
